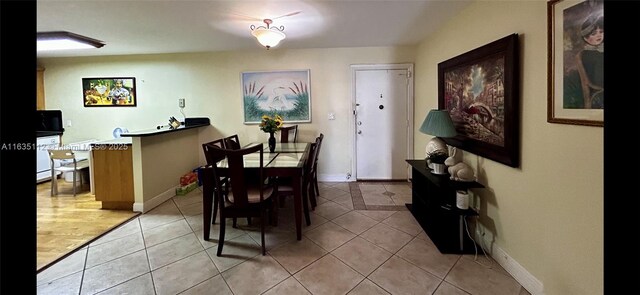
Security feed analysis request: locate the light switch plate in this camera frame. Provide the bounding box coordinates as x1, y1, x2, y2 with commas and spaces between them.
179, 98, 185, 108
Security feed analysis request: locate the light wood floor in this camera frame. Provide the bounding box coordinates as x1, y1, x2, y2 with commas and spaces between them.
37, 178, 138, 271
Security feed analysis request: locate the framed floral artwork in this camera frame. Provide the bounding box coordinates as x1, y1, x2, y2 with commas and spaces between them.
547, 0, 603, 126
82, 77, 137, 107
438, 34, 520, 167
241, 70, 311, 123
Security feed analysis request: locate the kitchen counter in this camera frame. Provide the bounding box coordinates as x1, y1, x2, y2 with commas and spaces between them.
91, 122, 208, 212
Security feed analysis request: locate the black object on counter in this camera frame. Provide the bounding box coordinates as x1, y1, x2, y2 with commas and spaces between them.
185, 117, 210, 127
36, 110, 65, 133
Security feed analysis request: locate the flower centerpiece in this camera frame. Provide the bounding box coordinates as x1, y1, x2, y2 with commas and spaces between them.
259, 114, 283, 152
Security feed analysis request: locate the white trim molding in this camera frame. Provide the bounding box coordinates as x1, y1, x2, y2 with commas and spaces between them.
133, 185, 178, 213
475, 231, 545, 295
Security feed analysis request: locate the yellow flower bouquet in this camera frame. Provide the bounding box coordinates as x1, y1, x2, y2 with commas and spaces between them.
259, 114, 283, 133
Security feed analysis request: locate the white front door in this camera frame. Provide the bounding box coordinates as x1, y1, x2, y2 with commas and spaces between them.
354, 67, 411, 180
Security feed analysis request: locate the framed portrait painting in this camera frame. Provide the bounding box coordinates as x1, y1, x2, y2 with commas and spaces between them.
438, 34, 519, 167
547, 0, 603, 126
82, 77, 137, 107
241, 70, 311, 123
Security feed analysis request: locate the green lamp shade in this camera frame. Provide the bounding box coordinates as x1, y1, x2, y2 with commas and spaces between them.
419, 109, 457, 137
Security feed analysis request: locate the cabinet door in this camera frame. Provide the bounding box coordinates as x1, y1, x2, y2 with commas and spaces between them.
36, 136, 60, 182
37, 67, 45, 110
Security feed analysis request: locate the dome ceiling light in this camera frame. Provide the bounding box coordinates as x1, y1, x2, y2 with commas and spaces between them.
250, 19, 286, 49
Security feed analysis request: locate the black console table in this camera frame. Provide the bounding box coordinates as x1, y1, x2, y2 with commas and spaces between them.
406, 159, 484, 254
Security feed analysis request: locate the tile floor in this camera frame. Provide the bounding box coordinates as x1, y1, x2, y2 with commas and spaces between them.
37, 182, 530, 295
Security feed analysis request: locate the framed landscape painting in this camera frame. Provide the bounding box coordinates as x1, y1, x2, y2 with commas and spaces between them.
82, 77, 136, 107
438, 34, 520, 167
547, 0, 603, 126
242, 70, 311, 123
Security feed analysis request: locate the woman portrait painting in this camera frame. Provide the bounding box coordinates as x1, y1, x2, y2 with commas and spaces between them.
562, 0, 603, 109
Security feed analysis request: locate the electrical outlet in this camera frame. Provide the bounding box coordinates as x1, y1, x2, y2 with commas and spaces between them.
178, 98, 185, 108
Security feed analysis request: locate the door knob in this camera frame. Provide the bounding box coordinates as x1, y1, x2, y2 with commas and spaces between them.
357, 121, 362, 126
357, 130, 362, 134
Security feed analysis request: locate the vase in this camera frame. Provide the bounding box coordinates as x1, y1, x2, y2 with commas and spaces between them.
268, 132, 276, 153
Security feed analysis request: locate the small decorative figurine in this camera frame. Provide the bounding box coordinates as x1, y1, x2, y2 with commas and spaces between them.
445, 147, 476, 182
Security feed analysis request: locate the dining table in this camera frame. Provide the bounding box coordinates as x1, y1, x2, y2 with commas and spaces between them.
201, 142, 311, 241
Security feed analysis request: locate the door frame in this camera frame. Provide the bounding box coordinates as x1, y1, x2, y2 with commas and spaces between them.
350, 63, 414, 180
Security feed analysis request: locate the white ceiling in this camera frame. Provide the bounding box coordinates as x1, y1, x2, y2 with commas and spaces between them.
37, 0, 471, 58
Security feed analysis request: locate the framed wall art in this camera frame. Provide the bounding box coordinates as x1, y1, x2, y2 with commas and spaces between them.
241, 70, 311, 123
82, 77, 137, 107
438, 34, 520, 167
547, 0, 603, 126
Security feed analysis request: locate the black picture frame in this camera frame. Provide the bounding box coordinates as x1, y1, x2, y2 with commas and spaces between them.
438, 34, 519, 167
82, 77, 137, 107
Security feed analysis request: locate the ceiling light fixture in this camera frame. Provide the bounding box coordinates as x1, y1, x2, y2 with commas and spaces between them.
37, 31, 105, 51
250, 19, 285, 49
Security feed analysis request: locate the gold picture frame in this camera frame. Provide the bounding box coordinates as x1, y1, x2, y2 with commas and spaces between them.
547, 0, 603, 126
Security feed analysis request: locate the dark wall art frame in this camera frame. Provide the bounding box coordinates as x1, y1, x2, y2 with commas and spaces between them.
82, 77, 137, 107
547, 0, 603, 126
438, 34, 520, 167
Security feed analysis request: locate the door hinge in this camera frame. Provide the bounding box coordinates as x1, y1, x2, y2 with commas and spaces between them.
406, 70, 412, 78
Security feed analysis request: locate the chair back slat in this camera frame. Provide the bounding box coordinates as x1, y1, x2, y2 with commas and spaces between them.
280, 125, 298, 143
202, 138, 225, 165
309, 133, 324, 176
228, 144, 264, 206
304, 142, 317, 177
224, 134, 241, 150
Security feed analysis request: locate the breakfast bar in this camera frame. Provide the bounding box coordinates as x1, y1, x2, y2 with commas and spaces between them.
91, 122, 209, 211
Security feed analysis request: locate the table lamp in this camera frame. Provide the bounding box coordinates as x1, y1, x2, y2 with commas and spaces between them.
419, 109, 457, 174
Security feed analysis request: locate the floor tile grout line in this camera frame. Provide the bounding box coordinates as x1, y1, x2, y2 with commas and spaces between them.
146, 231, 203, 272
77, 245, 89, 295
81, 249, 148, 294
92, 272, 154, 295
83, 232, 146, 271
137, 217, 159, 295
393, 235, 460, 280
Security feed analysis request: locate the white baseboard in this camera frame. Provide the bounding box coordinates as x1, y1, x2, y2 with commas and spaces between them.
475, 231, 545, 295
318, 174, 354, 182
132, 185, 178, 213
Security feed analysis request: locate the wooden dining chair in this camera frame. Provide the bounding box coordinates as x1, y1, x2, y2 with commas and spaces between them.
279, 125, 298, 143
309, 133, 324, 206
206, 143, 278, 256
202, 138, 227, 224
275, 140, 316, 225
223, 134, 241, 150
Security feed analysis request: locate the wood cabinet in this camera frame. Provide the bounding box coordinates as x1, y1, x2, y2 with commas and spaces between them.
37, 67, 45, 110
92, 144, 134, 210
407, 159, 484, 254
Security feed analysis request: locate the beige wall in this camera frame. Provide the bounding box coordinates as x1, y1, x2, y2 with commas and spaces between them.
137, 129, 200, 203
414, 1, 603, 294
40, 46, 415, 180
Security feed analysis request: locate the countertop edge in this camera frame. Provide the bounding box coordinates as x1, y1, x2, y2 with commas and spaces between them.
120, 123, 209, 137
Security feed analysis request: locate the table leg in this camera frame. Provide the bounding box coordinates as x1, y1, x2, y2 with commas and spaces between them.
293, 175, 302, 240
